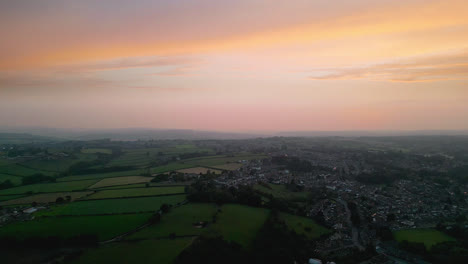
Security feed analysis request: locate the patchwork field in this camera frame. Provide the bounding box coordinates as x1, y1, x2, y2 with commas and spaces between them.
184, 154, 267, 167
0, 194, 25, 202
0, 173, 23, 185
176, 167, 222, 175
0, 163, 52, 177
0, 179, 98, 195
69, 238, 193, 264
129, 203, 217, 240
0, 214, 151, 241
211, 204, 270, 247
150, 163, 196, 174
278, 212, 331, 239
89, 176, 153, 189
37, 195, 187, 216
0, 191, 93, 206
393, 228, 456, 249
81, 148, 112, 154
85, 186, 185, 199
57, 169, 145, 182
209, 163, 243, 171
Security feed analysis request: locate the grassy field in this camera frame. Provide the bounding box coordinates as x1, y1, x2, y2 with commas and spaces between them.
150, 163, 196, 174
81, 148, 112, 154
0, 191, 93, 206
0, 214, 151, 241
278, 212, 331, 239
18, 153, 97, 173
209, 163, 243, 171
393, 229, 456, 249
0, 163, 52, 177
176, 167, 222, 174
0, 179, 98, 195
85, 186, 185, 199
254, 184, 310, 201
129, 203, 217, 239
211, 204, 270, 247
0, 194, 25, 201
0, 173, 23, 185
69, 238, 193, 264
37, 195, 187, 216
89, 176, 153, 189
184, 154, 267, 167
57, 169, 145, 182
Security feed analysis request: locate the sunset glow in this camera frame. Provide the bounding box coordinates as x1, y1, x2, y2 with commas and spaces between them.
1, 0, 467, 131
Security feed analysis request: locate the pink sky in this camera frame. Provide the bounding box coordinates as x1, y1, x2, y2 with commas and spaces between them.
1, 0, 467, 131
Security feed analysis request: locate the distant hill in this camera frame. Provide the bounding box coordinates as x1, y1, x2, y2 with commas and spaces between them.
0, 133, 62, 144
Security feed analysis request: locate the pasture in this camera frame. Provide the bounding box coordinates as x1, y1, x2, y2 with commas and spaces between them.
129, 203, 217, 239
81, 148, 112, 154
0, 214, 151, 241
209, 163, 243, 171
150, 163, 196, 174
0, 163, 51, 177
278, 212, 331, 239
0, 174, 23, 185
176, 167, 222, 175
69, 238, 193, 264
85, 186, 185, 199
0, 191, 93, 206
37, 195, 187, 215
57, 169, 145, 182
211, 204, 270, 247
89, 176, 153, 189
0, 179, 98, 195
393, 228, 456, 249
184, 154, 267, 167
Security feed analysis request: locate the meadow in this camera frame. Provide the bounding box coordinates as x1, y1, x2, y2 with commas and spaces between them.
210, 204, 270, 247
0, 179, 98, 195
254, 183, 310, 201
69, 238, 193, 264
57, 169, 145, 182
278, 212, 331, 239
393, 228, 456, 249
0, 214, 151, 241
0, 191, 93, 206
128, 203, 217, 239
85, 186, 185, 199
37, 195, 187, 215
88, 176, 153, 189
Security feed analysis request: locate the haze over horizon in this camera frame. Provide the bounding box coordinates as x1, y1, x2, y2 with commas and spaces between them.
1, 0, 468, 131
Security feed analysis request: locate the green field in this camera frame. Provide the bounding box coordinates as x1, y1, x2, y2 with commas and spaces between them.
0, 194, 25, 201
37, 195, 187, 216
278, 212, 331, 239
0, 179, 98, 195
0, 173, 23, 185
254, 184, 309, 201
89, 176, 153, 189
0, 191, 93, 206
211, 204, 270, 247
0, 214, 151, 241
81, 148, 112, 154
57, 169, 145, 182
129, 203, 217, 240
0, 163, 52, 177
18, 153, 97, 173
70, 238, 193, 264
86, 186, 185, 199
150, 163, 197, 174
393, 229, 456, 249
184, 154, 267, 167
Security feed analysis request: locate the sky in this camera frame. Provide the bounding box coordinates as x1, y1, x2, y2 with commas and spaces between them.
1, 0, 467, 132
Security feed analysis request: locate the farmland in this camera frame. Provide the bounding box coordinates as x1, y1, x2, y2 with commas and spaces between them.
0, 179, 98, 195
278, 212, 331, 239
0, 214, 151, 241
69, 238, 193, 264
57, 169, 145, 182
129, 203, 217, 239
210, 204, 270, 247
176, 167, 222, 175
254, 183, 310, 201
0, 191, 93, 206
89, 176, 153, 189
37, 195, 187, 215
85, 186, 185, 199
393, 229, 456, 250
